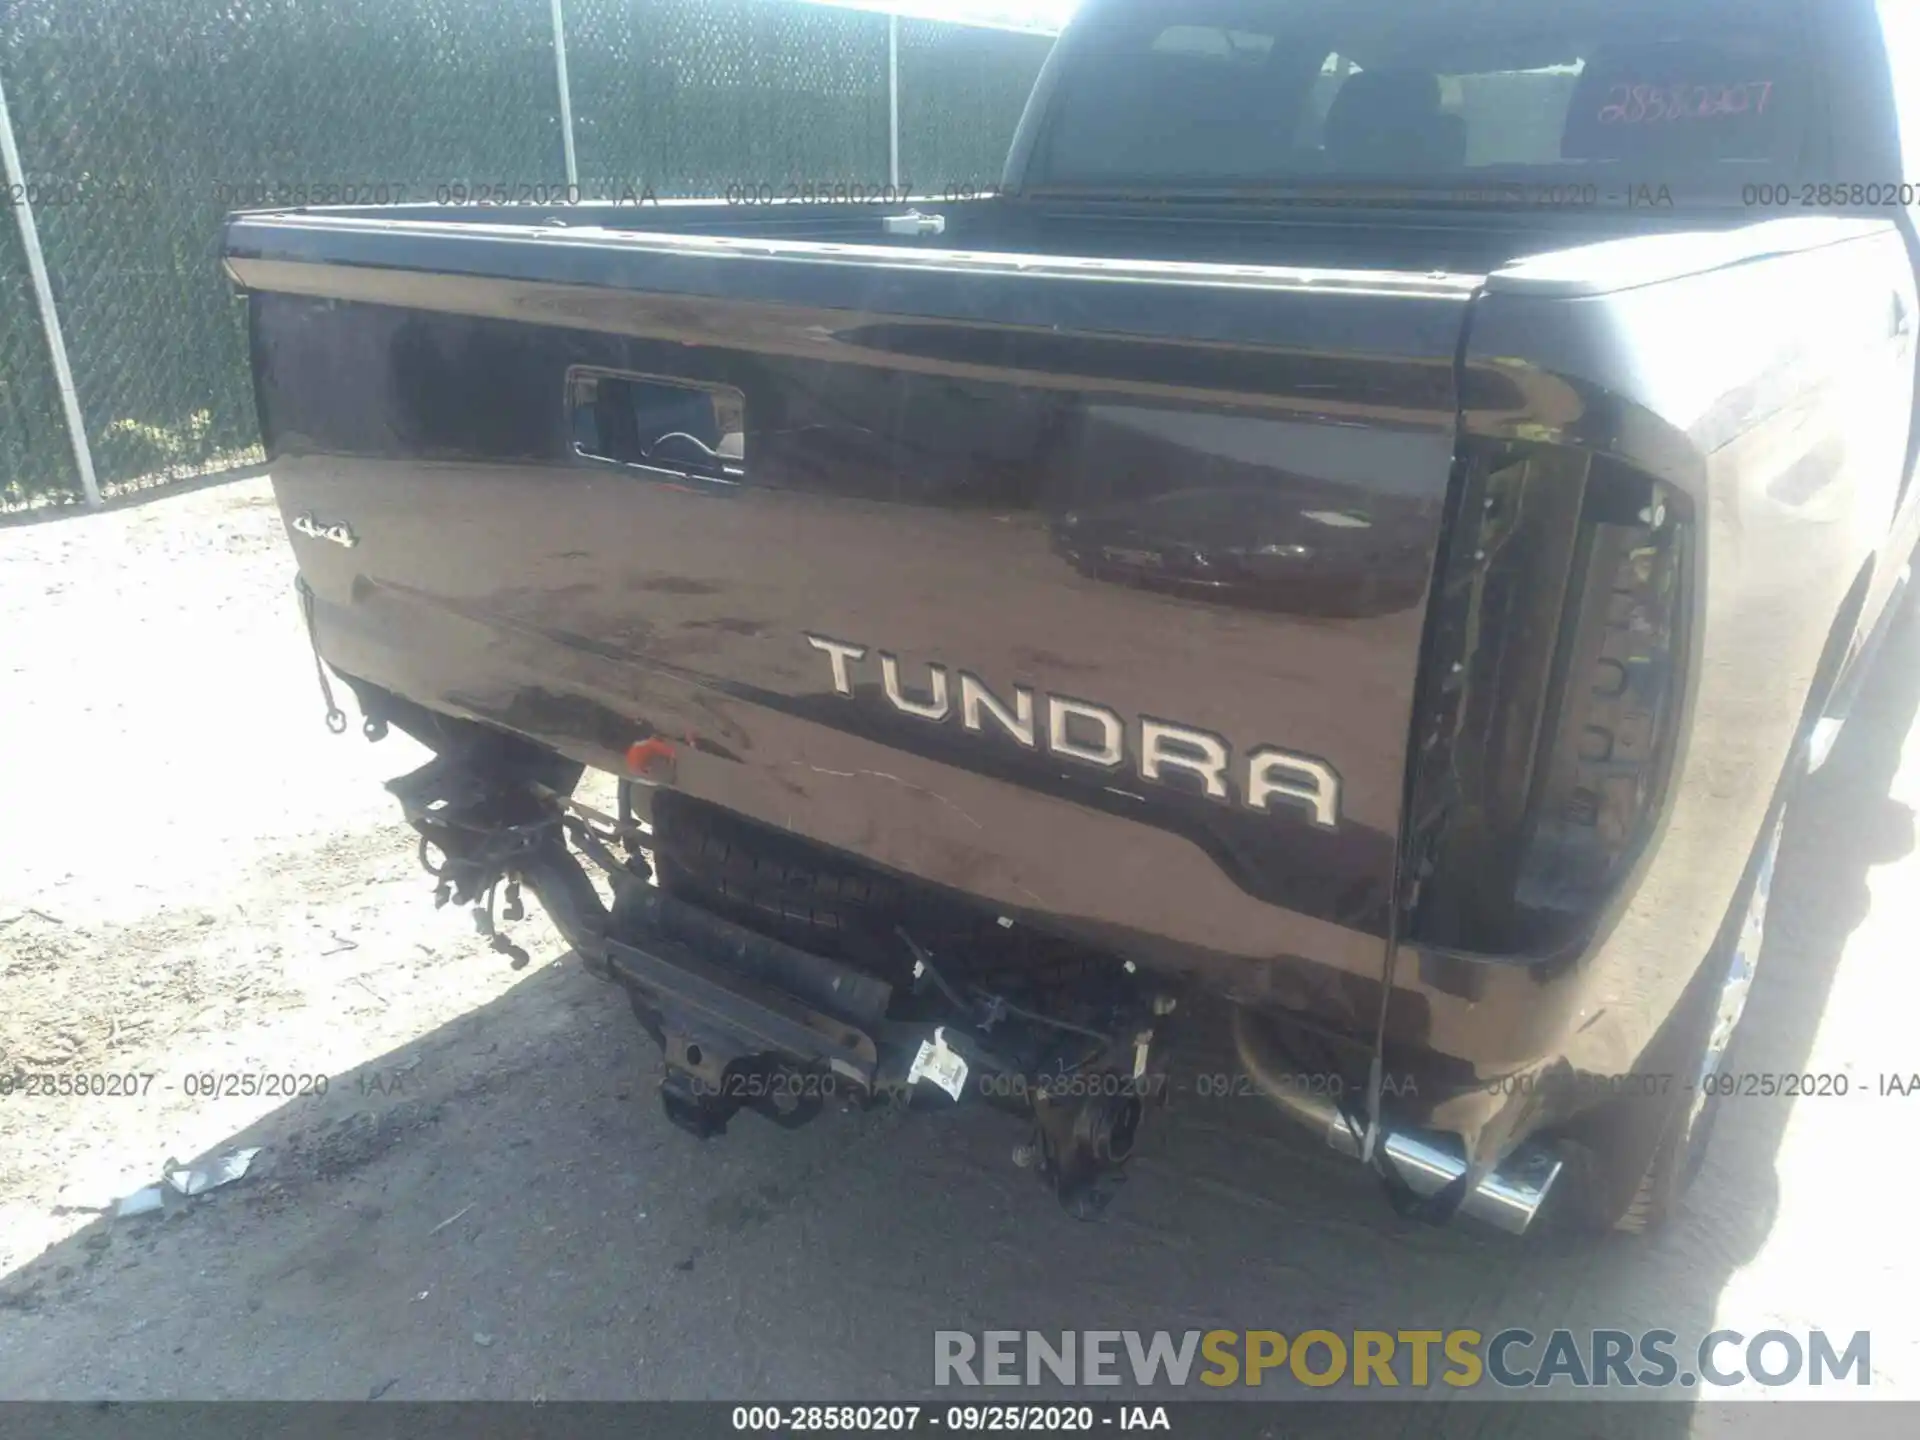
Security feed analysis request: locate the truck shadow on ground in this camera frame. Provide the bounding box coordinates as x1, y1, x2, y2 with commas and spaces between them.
3, 621, 1915, 1432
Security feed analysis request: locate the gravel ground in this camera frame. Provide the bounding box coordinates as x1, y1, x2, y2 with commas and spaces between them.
1, 476, 1917, 1425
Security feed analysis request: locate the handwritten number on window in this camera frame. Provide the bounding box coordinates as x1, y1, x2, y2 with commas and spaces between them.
1598, 81, 1773, 125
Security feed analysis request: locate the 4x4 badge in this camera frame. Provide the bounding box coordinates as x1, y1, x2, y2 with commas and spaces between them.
291, 512, 357, 548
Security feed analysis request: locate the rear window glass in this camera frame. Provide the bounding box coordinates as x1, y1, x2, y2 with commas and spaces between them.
1032, 0, 1813, 194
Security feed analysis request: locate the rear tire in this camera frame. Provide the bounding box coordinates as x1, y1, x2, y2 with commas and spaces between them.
1560, 798, 1786, 1235
1621, 807, 1782, 1230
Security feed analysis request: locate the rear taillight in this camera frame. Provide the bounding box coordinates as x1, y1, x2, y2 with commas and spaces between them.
1403, 441, 1690, 956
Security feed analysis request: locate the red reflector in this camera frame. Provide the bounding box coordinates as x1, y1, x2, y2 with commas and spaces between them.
626, 737, 676, 774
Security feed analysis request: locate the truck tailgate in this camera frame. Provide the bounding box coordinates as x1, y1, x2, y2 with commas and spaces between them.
228, 213, 1478, 1024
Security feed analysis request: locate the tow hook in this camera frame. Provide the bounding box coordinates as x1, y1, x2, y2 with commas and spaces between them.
659, 1070, 731, 1140
1022, 1081, 1147, 1220
657, 1059, 827, 1141
1019, 1018, 1163, 1220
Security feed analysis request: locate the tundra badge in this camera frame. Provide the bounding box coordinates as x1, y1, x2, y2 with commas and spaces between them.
805, 634, 1341, 829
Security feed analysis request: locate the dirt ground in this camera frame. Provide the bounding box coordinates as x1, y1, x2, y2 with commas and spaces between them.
2, 476, 1917, 1423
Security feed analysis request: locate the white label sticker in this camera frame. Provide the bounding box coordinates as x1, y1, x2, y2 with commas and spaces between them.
907, 1028, 969, 1102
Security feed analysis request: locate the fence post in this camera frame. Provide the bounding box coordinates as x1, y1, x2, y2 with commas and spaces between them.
888, 13, 900, 190
0, 65, 100, 508
550, 0, 580, 192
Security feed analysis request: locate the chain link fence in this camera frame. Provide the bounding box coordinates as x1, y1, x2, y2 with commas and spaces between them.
0, 0, 1054, 512
898, 17, 1047, 192
569, 0, 892, 197
0, 192, 74, 508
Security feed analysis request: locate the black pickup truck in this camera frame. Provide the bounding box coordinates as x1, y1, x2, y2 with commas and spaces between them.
227, 0, 1920, 1236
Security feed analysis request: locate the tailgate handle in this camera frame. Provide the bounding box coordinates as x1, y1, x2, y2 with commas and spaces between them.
569, 368, 745, 485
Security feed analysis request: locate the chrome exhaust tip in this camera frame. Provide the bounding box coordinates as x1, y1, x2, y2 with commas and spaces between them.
1230, 1008, 1562, 1236
1322, 1113, 1564, 1235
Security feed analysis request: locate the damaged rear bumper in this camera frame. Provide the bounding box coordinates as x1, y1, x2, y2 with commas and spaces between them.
378, 718, 1565, 1235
